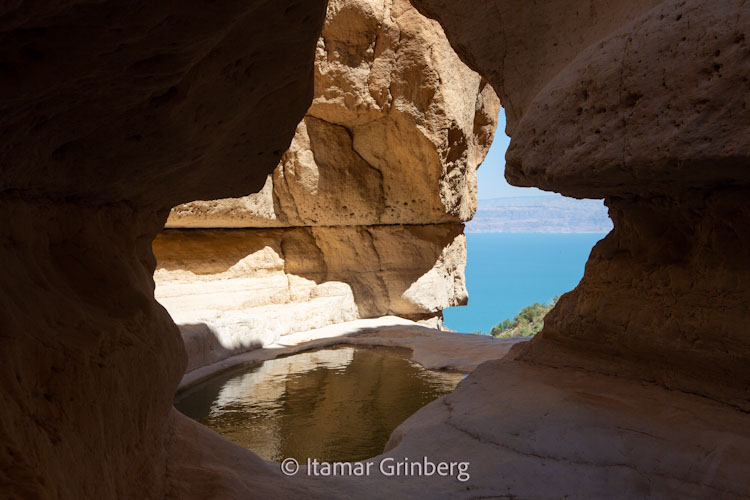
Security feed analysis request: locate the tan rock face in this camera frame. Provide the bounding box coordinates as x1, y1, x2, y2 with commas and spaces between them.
524, 190, 750, 409
154, 224, 468, 368
411, 0, 750, 404
166, 0, 499, 228
504, 1, 750, 199
156, 0, 498, 363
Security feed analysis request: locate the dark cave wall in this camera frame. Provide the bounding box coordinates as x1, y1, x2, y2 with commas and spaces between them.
0, 1, 327, 497
410, 0, 750, 404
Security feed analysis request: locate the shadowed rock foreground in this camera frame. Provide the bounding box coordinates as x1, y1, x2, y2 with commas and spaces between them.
1, 0, 749, 498
0, 1, 329, 498
412, 0, 750, 408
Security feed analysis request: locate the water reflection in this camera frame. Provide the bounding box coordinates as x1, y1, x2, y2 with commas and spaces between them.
175, 345, 463, 462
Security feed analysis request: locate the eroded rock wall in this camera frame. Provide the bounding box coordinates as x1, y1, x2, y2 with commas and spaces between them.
167, 0, 499, 228
154, 0, 499, 358
154, 224, 467, 370
0, 1, 327, 497
411, 0, 750, 405
0, 201, 181, 499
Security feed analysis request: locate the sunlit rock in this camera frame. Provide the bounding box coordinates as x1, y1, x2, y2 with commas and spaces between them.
155, 0, 499, 371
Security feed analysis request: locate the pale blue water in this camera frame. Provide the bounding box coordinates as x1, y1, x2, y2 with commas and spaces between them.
444, 233, 608, 334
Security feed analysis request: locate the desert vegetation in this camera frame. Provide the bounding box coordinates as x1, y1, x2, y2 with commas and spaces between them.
490, 297, 559, 338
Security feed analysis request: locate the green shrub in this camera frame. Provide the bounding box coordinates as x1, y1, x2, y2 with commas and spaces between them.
490, 296, 559, 338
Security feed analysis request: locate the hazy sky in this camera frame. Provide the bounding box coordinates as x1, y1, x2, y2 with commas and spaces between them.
477, 111, 557, 200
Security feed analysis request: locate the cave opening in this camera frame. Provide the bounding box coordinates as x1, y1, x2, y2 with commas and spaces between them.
153, 0, 525, 469
151, 0, 617, 462
146, 0, 614, 469
156, 103, 613, 468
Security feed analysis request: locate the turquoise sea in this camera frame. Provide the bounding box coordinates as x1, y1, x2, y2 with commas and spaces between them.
443, 233, 608, 334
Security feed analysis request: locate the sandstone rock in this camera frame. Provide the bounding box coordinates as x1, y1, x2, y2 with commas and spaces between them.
4, 0, 750, 497
410, 0, 662, 129
166, 0, 500, 228
381, 359, 750, 498
166, 352, 750, 499
504, 0, 750, 199
0, 201, 184, 499
153, 224, 468, 371
412, 0, 750, 405
156, 0, 497, 367
522, 190, 750, 410
0, 1, 327, 498
0, 1, 327, 208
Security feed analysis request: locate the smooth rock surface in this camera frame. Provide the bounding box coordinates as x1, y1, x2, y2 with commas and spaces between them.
179, 317, 526, 388
1, 0, 328, 208
381, 359, 750, 499
0, 1, 328, 498
168, 357, 750, 499
411, 0, 750, 405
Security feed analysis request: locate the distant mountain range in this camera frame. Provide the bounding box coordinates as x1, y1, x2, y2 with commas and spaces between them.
466, 196, 613, 233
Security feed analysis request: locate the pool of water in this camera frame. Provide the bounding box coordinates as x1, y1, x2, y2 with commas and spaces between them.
174, 345, 464, 463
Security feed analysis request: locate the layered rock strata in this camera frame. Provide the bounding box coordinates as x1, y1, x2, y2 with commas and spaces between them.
154, 0, 500, 363
154, 224, 467, 371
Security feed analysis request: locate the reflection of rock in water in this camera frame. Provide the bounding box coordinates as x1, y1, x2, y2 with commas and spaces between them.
213, 347, 356, 409
175, 346, 463, 462
210, 348, 356, 461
